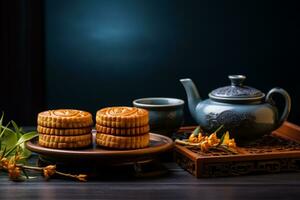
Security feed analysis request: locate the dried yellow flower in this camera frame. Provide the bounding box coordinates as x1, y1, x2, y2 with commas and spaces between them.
43, 165, 56, 179
180, 127, 238, 154
76, 174, 87, 182
208, 133, 218, 141
7, 160, 21, 180
14, 155, 21, 162
208, 133, 220, 146
200, 141, 210, 152
0, 158, 9, 170
227, 138, 236, 148
198, 133, 204, 142
8, 167, 21, 180
188, 134, 198, 143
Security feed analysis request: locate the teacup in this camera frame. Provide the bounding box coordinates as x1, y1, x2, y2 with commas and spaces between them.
133, 97, 184, 137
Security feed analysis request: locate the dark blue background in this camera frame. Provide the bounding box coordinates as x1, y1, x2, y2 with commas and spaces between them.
45, 0, 299, 125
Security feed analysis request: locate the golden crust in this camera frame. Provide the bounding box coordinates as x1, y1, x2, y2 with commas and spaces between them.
37, 109, 93, 128
96, 107, 148, 128
95, 124, 149, 136
39, 133, 92, 143
39, 138, 92, 149
37, 126, 92, 136
96, 133, 149, 149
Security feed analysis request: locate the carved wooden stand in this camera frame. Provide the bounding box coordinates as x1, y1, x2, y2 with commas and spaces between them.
174, 122, 300, 177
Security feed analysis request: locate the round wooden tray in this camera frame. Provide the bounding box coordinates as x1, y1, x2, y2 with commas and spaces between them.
26, 133, 173, 165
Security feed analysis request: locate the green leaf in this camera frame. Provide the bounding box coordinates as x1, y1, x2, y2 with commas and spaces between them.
0, 147, 6, 159
191, 126, 201, 137
213, 124, 224, 134
0, 112, 4, 133
0, 124, 14, 134
220, 131, 230, 146
0, 122, 13, 139
0, 128, 18, 151
15, 131, 38, 146
19, 127, 24, 134
19, 142, 32, 159
11, 120, 19, 131
4, 131, 38, 157
11, 120, 22, 139
21, 168, 29, 179
218, 131, 225, 146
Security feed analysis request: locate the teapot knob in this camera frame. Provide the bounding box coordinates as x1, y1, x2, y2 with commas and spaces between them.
229, 75, 246, 87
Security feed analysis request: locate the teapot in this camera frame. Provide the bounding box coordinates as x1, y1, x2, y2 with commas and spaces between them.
180, 75, 291, 143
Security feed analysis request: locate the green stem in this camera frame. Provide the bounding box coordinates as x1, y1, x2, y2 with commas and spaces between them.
0, 147, 7, 159
211, 146, 238, 154
214, 124, 224, 134
55, 171, 78, 179
4, 135, 36, 157
16, 164, 43, 171
4, 145, 18, 157
16, 164, 79, 180
0, 121, 12, 139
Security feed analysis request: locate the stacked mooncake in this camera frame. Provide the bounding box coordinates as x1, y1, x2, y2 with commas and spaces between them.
37, 109, 93, 149
95, 107, 150, 149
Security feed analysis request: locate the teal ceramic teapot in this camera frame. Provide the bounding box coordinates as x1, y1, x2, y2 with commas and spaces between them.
180, 75, 291, 144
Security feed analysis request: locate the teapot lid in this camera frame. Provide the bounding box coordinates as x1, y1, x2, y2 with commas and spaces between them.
209, 75, 265, 102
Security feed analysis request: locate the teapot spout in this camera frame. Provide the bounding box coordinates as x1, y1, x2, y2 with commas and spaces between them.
180, 78, 202, 120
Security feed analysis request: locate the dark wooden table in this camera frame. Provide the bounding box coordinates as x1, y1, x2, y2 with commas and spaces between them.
1, 155, 300, 200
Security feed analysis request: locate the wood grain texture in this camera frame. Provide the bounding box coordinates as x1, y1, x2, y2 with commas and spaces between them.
1, 156, 300, 200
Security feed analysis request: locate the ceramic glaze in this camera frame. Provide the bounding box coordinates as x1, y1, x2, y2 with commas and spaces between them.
133, 97, 184, 136
180, 75, 291, 143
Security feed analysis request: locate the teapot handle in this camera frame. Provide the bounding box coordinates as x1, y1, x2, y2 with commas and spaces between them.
266, 88, 291, 128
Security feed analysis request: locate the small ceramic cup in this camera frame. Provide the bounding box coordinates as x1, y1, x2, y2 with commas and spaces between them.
133, 97, 184, 137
